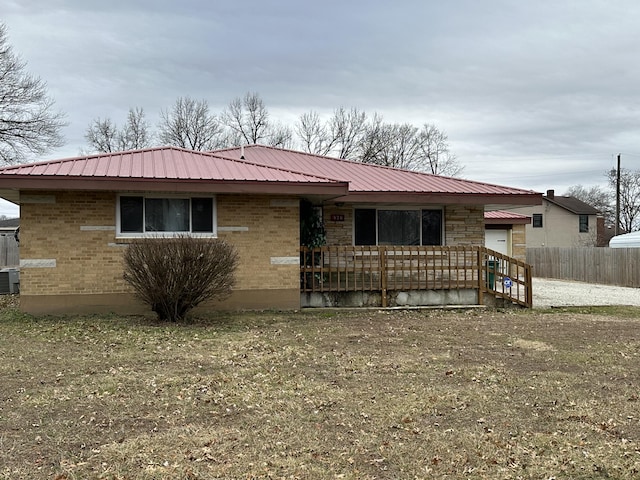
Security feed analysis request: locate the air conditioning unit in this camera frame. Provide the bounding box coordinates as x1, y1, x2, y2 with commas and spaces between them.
0, 268, 19, 294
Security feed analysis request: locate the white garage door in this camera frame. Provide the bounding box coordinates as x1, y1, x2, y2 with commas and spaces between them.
485, 229, 509, 255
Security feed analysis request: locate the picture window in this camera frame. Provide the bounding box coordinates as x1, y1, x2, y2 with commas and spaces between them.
117, 195, 216, 237
354, 208, 443, 246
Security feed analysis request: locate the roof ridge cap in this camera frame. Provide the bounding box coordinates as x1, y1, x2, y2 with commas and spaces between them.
208, 150, 346, 184
0, 145, 193, 172
236, 145, 540, 194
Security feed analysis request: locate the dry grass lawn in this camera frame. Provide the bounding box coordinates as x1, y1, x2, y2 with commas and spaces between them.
1, 296, 639, 479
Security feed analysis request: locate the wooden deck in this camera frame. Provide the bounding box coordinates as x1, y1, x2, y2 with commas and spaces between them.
300, 245, 533, 308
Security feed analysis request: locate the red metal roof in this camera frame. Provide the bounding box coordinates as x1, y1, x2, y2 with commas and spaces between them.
0, 145, 542, 206
0, 146, 340, 183
214, 145, 541, 205
484, 210, 532, 224
484, 210, 530, 220
0, 146, 349, 198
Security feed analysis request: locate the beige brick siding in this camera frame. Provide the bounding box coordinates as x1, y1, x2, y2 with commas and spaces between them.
511, 224, 527, 263
217, 196, 299, 290
20, 191, 300, 296
20, 191, 125, 296
444, 205, 484, 246
324, 205, 353, 245
324, 204, 484, 247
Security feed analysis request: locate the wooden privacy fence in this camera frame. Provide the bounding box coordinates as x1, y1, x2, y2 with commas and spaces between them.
0, 234, 19, 267
528, 247, 640, 287
301, 245, 533, 308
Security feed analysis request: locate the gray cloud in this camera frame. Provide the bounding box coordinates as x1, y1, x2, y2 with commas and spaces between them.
2, 0, 640, 217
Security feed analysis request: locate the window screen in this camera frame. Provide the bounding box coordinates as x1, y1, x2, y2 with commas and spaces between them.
378, 210, 421, 245
192, 198, 214, 232
354, 209, 376, 245
422, 210, 443, 245
120, 196, 144, 233
145, 198, 190, 232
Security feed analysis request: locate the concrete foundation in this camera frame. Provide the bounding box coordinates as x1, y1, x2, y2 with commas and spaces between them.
301, 289, 478, 308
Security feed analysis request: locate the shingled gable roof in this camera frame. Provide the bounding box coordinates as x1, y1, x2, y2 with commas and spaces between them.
213, 145, 542, 206
0, 145, 542, 207
545, 194, 601, 215
0, 146, 349, 203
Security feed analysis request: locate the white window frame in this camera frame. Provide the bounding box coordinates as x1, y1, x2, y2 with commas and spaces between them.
116, 193, 217, 238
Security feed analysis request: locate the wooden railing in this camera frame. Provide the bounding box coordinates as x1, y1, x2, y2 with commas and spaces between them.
478, 247, 532, 308
300, 245, 532, 308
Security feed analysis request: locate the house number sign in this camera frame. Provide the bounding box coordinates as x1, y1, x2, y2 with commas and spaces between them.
330, 214, 345, 222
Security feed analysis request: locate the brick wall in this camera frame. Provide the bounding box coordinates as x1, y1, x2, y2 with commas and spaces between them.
19, 191, 300, 297
511, 224, 527, 262
216, 196, 299, 290
20, 191, 125, 296
444, 205, 485, 246
324, 205, 353, 245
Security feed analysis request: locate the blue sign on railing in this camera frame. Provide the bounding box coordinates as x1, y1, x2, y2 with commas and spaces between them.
503, 277, 512, 289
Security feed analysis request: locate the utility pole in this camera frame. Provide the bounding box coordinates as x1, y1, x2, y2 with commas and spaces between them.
615, 153, 621, 236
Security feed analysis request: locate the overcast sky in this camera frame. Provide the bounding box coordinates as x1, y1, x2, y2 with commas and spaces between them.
3, 0, 640, 217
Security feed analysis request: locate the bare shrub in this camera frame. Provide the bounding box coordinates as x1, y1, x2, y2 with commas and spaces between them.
123, 235, 238, 321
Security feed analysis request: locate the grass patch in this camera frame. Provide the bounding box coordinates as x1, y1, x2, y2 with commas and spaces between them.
1, 305, 639, 479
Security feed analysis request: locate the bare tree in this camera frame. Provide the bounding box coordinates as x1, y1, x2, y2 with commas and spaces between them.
221, 92, 270, 145
85, 107, 152, 153
295, 107, 368, 160
0, 23, 66, 165
293, 109, 463, 176
565, 184, 614, 226
329, 107, 367, 159
357, 114, 393, 165
362, 122, 422, 170
121, 107, 151, 149
83, 94, 465, 179
607, 168, 640, 232
85, 117, 118, 153
295, 110, 334, 155
390, 123, 423, 170
358, 121, 463, 174
268, 121, 294, 148
415, 124, 463, 176
158, 96, 226, 151
221, 91, 297, 147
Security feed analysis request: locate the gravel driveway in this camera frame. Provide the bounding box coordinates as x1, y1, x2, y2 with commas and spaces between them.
533, 277, 640, 308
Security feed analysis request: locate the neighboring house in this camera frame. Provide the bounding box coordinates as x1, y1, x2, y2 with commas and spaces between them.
0, 217, 19, 236
510, 189, 602, 247
0, 217, 20, 269
0, 145, 542, 314
484, 211, 531, 262
0, 218, 20, 237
